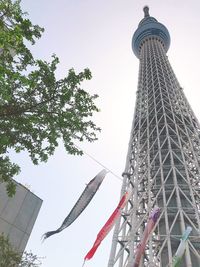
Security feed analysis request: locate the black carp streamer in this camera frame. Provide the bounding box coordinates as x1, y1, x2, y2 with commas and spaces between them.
42, 169, 108, 241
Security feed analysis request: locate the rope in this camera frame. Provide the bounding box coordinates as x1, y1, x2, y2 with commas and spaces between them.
74, 144, 123, 182
81, 260, 86, 267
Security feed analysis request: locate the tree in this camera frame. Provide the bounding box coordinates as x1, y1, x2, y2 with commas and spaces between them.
0, 234, 42, 267
0, 0, 100, 196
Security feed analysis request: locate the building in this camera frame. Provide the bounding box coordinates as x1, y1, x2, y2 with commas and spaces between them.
0, 181, 42, 252
108, 6, 200, 267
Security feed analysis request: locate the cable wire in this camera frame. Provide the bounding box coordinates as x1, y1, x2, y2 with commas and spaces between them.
74, 144, 123, 182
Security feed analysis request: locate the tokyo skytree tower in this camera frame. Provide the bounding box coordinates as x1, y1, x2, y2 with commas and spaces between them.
108, 6, 200, 267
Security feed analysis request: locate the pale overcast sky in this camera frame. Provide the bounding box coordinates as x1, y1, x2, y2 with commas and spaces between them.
11, 1, 200, 266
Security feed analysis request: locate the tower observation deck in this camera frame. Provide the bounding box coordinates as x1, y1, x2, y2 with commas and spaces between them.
108, 6, 200, 267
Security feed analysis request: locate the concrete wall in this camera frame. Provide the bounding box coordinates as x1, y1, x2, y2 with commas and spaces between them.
0, 181, 42, 252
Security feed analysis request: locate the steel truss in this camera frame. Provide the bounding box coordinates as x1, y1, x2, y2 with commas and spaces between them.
108, 37, 200, 267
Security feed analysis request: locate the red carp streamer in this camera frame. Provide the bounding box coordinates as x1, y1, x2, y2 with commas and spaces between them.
84, 190, 131, 262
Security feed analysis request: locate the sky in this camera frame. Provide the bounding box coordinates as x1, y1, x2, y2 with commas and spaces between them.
10, 1, 200, 266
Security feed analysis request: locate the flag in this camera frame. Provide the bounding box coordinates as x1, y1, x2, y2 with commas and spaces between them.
172, 226, 192, 267
42, 169, 108, 240
84, 190, 131, 262
133, 207, 160, 267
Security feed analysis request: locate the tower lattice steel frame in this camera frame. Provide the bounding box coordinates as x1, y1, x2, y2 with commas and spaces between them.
108, 7, 200, 267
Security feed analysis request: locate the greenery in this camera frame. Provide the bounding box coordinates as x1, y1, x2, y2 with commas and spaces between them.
0, 0, 100, 196
0, 234, 42, 267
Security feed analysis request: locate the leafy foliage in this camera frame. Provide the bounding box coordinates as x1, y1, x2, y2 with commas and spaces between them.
0, 0, 100, 196
0, 234, 42, 267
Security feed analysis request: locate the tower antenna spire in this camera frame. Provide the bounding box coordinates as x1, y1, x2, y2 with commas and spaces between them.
143, 5, 150, 17
108, 6, 200, 267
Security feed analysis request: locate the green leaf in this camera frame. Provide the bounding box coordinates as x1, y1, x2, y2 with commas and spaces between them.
0, 0, 100, 197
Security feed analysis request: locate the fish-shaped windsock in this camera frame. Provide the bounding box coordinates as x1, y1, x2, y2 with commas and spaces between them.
133, 207, 160, 267
84, 190, 131, 262
42, 169, 108, 241
172, 226, 192, 267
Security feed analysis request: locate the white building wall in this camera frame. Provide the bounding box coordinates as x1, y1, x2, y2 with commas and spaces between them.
0, 181, 42, 252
